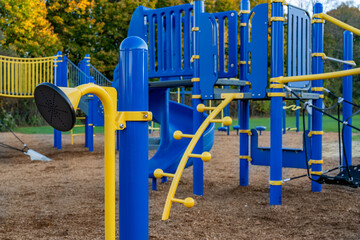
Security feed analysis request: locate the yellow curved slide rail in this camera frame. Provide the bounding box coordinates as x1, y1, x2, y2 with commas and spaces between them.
156, 93, 237, 220
0, 55, 58, 98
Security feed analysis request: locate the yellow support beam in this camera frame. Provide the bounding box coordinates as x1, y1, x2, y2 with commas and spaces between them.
274, 67, 360, 84
314, 13, 360, 36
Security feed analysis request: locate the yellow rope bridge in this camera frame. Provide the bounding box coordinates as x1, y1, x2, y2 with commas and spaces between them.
0, 55, 58, 98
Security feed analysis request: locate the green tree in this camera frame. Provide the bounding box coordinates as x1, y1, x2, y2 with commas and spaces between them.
0, 0, 61, 57
46, 0, 157, 78
323, 3, 360, 106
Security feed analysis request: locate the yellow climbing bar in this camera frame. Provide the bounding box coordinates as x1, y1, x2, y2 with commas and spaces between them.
173, 130, 194, 140
314, 13, 360, 36
161, 94, 237, 220
154, 169, 175, 179
275, 68, 360, 84
0, 55, 58, 98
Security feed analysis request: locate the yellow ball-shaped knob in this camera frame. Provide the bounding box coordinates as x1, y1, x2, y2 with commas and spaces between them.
201, 152, 211, 162
184, 197, 195, 208
223, 116, 232, 126
196, 104, 206, 113
154, 169, 164, 179
173, 130, 183, 140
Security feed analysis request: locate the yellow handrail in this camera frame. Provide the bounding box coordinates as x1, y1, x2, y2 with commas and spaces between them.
314, 13, 360, 36
274, 67, 360, 84
0, 55, 58, 98
160, 93, 237, 220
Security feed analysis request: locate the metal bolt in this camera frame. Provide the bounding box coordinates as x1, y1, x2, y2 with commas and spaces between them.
144, 114, 148, 119
120, 123, 124, 128
231, 13, 235, 17
231, 64, 234, 67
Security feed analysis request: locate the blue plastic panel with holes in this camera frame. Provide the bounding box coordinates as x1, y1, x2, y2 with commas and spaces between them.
246, 3, 269, 99
287, 5, 311, 90
213, 11, 238, 79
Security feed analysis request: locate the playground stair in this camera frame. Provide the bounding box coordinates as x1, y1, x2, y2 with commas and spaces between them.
153, 93, 241, 220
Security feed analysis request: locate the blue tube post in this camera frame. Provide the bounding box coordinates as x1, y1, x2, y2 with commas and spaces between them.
86, 77, 95, 152
296, 100, 300, 132
311, 3, 324, 192
343, 31, 353, 166
54, 51, 67, 150
152, 178, 157, 191
269, 1, 284, 205
239, 0, 250, 187
118, 36, 149, 239
181, 87, 185, 104
224, 86, 231, 135
79, 54, 93, 151
192, 0, 205, 196
283, 102, 286, 134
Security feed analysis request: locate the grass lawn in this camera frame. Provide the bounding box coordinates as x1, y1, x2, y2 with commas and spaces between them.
13, 115, 359, 141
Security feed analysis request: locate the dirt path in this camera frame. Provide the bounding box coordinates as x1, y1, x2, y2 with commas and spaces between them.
0, 131, 359, 239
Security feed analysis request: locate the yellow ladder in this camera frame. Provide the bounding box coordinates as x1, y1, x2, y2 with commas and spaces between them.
153, 93, 241, 220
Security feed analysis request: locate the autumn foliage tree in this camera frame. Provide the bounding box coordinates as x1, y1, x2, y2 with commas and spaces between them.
0, 0, 61, 57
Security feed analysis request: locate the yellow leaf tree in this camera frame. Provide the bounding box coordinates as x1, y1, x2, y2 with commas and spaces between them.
0, 0, 61, 57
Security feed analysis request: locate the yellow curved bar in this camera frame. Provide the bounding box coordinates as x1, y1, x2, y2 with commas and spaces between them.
315, 13, 360, 36
72, 84, 117, 240
276, 67, 360, 84
161, 94, 236, 220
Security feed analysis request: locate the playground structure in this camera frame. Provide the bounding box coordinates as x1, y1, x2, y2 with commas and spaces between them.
120, 0, 359, 237
1, 0, 360, 239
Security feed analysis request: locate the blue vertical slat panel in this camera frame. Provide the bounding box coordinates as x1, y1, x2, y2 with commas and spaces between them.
149, 14, 156, 73
287, 5, 311, 89
173, 11, 181, 71
128, 5, 194, 78
157, 14, 164, 72
213, 11, 238, 78
183, 9, 192, 73
246, 3, 269, 99
218, 17, 225, 78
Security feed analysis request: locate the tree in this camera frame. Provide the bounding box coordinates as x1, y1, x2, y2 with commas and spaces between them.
0, 0, 61, 57
46, 0, 157, 78
323, 3, 360, 105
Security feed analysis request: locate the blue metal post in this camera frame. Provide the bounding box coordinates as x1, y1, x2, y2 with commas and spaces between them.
181, 87, 185, 104
192, 0, 205, 196
311, 3, 324, 192
224, 86, 230, 135
54, 51, 67, 150
118, 36, 149, 239
239, 0, 250, 187
343, 31, 353, 166
283, 102, 286, 134
79, 55, 91, 149
296, 100, 300, 132
152, 178, 157, 191
270, 1, 284, 205
86, 77, 95, 152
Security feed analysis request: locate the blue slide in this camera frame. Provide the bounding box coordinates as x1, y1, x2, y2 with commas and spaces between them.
148, 89, 215, 177
112, 68, 214, 177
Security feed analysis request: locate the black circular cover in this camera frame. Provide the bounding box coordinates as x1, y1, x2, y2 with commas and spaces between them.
34, 83, 76, 132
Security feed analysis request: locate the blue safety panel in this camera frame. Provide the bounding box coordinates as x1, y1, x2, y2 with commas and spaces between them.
246, 4, 269, 99
199, 12, 218, 99
128, 5, 194, 79
213, 11, 238, 78
287, 5, 311, 90
250, 129, 311, 169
